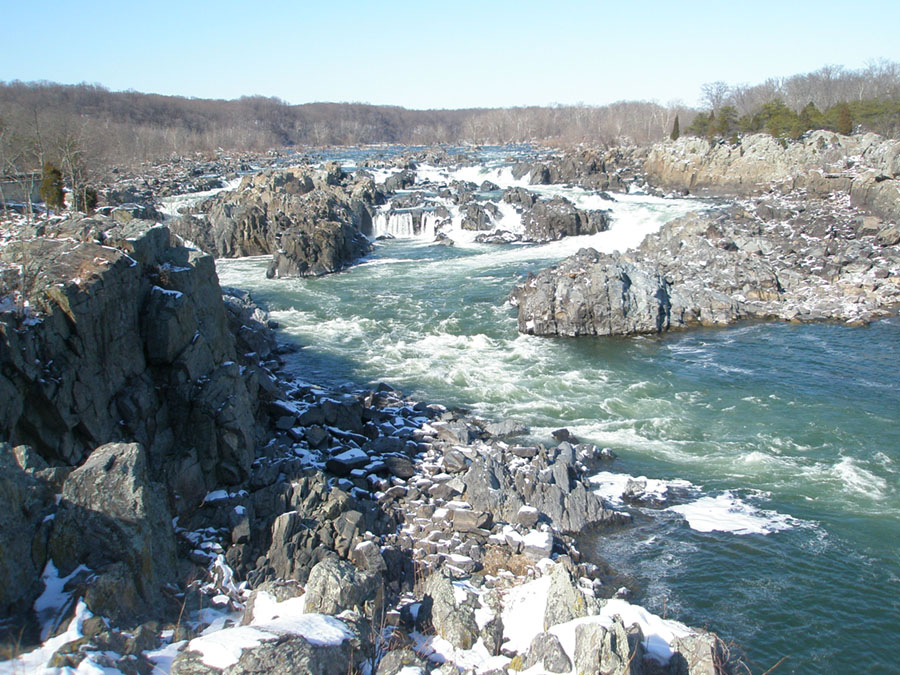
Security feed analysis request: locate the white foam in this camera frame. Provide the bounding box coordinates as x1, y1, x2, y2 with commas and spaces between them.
590, 471, 694, 507
667, 492, 799, 535
158, 176, 243, 219
831, 457, 889, 499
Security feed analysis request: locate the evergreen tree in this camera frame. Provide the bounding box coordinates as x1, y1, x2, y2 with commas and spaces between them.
715, 105, 738, 136
40, 162, 64, 212
799, 102, 824, 131
686, 112, 710, 137
836, 103, 853, 135
706, 111, 716, 140
670, 115, 680, 141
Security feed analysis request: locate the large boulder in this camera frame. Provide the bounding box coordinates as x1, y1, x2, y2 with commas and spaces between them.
47, 442, 178, 624
423, 572, 479, 650
522, 197, 610, 242
170, 614, 364, 675
544, 562, 593, 630
524, 632, 572, 673
303, 557, 384, 621
512, 249, 673, 337
170, 167, 374, 278
574, 616, 645, 675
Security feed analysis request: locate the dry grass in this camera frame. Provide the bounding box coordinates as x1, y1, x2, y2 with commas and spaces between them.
480, 547, 533, 578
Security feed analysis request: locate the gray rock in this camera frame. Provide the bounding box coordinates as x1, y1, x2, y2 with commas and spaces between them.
351, 540, 388, 574
452, 509, 492, 533
668, 630, 723, 675
432, 421, 475, 445
0, 223, 263, 493
574, 616, 645, 675
442, 449, 469, 473
483, 419, 529, 438
325, 449, 370, 476
303, 557, 384, 621
512, 249, 673, 337
48, 442, 177, 624
383, 455, 416, 479
376, 648, 429, 675
424, 572, 479, 650
516, 505, 540, 528
524, 631, 572, 673
522, 196, 610, 242
544, 562, 592, 630
0, 445, 53, 625
171, 616, 361, 675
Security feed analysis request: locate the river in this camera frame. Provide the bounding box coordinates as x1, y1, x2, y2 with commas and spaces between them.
214, 150, 900, 672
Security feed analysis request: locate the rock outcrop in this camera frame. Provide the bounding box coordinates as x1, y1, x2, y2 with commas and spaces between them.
170, 165, 376, 278
513, 201, 900, 336
645, 131, 900, 220
522, 196, 611, 242
644, 131, 864, 195
0, 219, 267, 493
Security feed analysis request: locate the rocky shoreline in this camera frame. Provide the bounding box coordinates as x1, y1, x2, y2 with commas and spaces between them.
0, 211, 734, 673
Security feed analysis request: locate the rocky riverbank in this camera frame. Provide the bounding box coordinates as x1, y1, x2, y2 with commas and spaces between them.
514, 132, 900, 337
1, 216, 734, 673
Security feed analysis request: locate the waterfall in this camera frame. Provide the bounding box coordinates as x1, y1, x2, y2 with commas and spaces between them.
373, 209, 439, 240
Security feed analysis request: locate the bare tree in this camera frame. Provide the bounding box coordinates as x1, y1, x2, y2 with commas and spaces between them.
700, 81, 731, 112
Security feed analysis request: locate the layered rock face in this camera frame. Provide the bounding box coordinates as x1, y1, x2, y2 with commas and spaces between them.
645, 131, 900, 214
0, 218, 267, 496
170, 163, 376, 277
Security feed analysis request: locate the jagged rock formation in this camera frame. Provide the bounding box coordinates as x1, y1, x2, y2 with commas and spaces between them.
645, 131, 900, 221
512, 146, 647, 191
0, 219, 269, 492
170, 163, 376, 277
521, 196, 611, 242
513, 203, 900, 336
47, 442, 178, 626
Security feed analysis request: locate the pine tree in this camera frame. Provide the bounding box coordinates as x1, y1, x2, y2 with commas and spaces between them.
670, 115, 680, 141
836, 104, 853, 135
40, 163, 64, 212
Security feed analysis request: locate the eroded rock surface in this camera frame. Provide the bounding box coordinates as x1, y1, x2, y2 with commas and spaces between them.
171, 165, 375, 277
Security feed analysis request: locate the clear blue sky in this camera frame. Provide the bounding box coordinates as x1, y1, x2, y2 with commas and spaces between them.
2, 0, 898, 109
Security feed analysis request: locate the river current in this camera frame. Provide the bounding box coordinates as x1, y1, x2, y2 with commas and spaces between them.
212, 149, 900, 673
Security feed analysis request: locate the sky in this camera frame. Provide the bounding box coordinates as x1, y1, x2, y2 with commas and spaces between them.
3, 0, 899, 110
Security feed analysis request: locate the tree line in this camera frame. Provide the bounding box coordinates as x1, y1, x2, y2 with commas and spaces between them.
677, 60, 900, 141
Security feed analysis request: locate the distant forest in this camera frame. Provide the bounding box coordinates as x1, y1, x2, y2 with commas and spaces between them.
2, 60, 899, 185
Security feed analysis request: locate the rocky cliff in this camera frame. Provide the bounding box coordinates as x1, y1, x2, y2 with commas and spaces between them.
0, 218, 268, 491
170, 163, 376, 277
0, 215, 285, 640
645, 131, 900, 216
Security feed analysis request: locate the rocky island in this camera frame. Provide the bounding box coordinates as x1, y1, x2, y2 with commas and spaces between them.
514, 131, 900, 337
